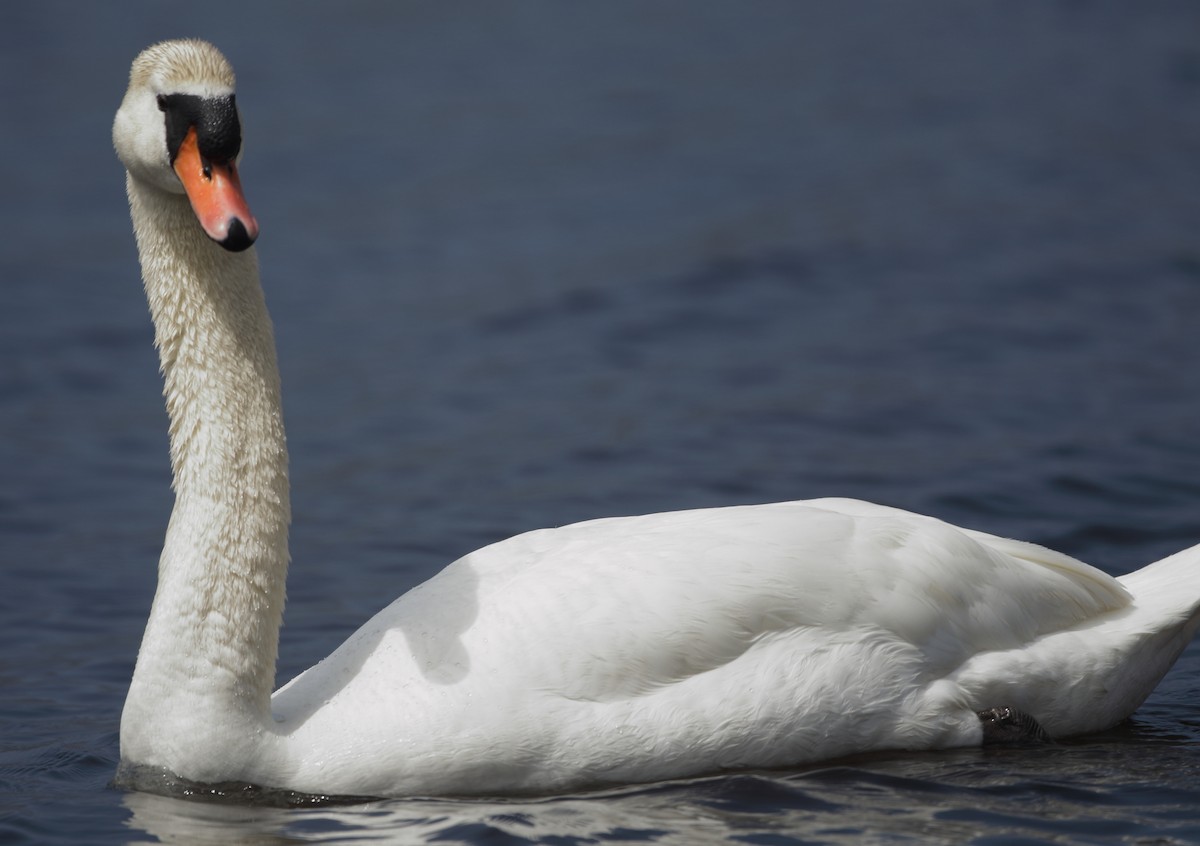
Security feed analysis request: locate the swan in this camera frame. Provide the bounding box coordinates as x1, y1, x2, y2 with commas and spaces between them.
113, 39, 1200, 800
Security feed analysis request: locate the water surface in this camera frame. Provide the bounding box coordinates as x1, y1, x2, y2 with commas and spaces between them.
3, 2, 1200, 843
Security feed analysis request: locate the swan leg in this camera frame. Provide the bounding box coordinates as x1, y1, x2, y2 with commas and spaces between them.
976, 706, 1052, 745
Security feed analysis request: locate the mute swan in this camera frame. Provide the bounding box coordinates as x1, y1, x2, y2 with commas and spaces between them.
113, 39, 1200, 800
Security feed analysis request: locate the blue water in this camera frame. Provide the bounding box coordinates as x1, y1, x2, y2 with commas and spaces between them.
4, 1, 1200, 843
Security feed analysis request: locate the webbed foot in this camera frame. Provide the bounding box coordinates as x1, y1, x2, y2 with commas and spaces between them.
977, 706, 1052, 745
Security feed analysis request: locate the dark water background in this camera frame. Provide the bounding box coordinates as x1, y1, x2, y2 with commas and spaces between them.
4, 2, 1200, 843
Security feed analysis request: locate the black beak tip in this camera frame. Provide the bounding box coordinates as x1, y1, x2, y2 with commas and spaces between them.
219, 218, 256, 253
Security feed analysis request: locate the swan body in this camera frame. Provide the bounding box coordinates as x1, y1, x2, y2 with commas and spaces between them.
114, 40, 1200, 799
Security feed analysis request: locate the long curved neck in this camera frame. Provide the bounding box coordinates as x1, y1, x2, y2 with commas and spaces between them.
121, 173, 290, 774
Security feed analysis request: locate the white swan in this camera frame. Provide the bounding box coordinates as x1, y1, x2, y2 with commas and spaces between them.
113, 39, 1200, 800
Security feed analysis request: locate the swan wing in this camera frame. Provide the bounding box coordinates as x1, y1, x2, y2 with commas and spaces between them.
277, 499, 1129, 711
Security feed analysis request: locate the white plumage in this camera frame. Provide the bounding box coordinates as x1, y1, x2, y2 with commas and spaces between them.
113, 39, 1200, 800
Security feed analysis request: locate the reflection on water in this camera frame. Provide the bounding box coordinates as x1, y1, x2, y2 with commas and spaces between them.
119, 727, 1200, 845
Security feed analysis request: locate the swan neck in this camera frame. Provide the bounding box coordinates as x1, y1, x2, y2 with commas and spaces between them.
121, 173, 290, 770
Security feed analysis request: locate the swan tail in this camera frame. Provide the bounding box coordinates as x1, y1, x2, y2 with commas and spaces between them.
949, 539, 1200, 740
1120, 541, 1200, 631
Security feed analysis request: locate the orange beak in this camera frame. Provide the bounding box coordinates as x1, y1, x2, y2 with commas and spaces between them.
173, 126, 259, 251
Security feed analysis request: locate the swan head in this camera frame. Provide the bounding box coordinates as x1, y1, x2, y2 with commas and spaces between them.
113, 39, 258, 252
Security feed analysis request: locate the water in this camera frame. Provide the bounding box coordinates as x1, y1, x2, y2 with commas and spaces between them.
3, 1, 1200, 842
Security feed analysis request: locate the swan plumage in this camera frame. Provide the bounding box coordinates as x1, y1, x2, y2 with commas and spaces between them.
113, 39, 1200, 799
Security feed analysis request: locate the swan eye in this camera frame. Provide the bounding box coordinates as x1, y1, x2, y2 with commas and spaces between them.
156, 95, 167, 112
